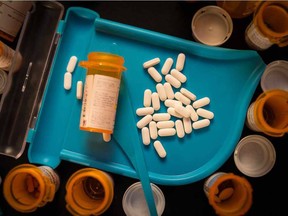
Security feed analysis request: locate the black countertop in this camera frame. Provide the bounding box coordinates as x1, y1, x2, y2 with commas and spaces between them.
0, 1, 287, 216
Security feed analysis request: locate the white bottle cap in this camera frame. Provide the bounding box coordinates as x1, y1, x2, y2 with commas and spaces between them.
234, 135, 276, 177
122, 182, 165, 216
261, 60, 288, 92
191, 5, 233, 46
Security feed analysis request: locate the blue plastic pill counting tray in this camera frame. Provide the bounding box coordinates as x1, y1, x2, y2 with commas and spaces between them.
27, 7, 266, 186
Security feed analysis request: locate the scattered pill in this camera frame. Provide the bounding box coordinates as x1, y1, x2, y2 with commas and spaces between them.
175, 92, 191, 106
196, 108, 214, 119
143, 57, 160, 69
136, 107, 154, 116
156, 120, 175, 129
76, 81, 83, 99
136, 114, 153, 129
171, 69, 187, 83
161, 57, 173, 75
174, 104, 190, 118
193, 97, 210, 109
143, 89, 152, 107
154, 140, 166, 158
186, 105, 199, 122
147, 67, 162, 82
64, 72, 72, 90
153, 113, 171, 121
167, 107, 183, 118
66, 56, 78, 73
165, 74, 181, 88
180, 88, 196, 101
142, 127, 151, 145
151, 92, 160, 111
192, 119, 210, 129
163, 82, 174, 99
149, 121, 158, 140
176, 53, 185, 71
175, 120, 185, 138
158, 128, 176, 137
156, 83, 167, 101
164, 99, 182, 108
183, 117, 192, 134
103, 133, 111, 142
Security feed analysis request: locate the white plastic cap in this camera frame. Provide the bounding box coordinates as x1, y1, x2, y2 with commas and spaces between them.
234, 135, 276, 177
191, 5, 233, 46
122, 182, 165, 216
261, 60, 288, 92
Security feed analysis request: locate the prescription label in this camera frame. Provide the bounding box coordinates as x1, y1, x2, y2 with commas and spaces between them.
0, 1, 32, 41
38, 166, 60, 191
245, 23, 273, 50
80, 74, 120, 133
246, 102, 261, 132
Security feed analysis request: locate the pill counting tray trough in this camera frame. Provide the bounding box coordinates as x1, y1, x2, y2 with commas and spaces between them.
26, 7, 266, 185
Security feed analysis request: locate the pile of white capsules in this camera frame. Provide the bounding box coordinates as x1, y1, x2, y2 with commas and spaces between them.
136, 53, 214, 159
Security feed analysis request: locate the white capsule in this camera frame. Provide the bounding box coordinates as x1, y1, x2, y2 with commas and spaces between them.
163, 82, 174, 99
193, 97, 210, 109
186, 105, 199, 122
196, 108, 214, 119
143, 89, 152, 107
154, 140, 166, 158
175, 120, 185, 138
176, 53, 185, 71
171, 69, 187, 83
147, 67, 162, 83
175, 92, 191, 106
153, 113, 171, 121
141, 127, 151, 145
103, 133, 111, 142
164, 99, 182, 108
161, 57, 173, 75
149, 121, 158, 139
167, 107, 183, 118
143, 57, 160, 69
158, 128, 176, 137
183, 118, 192, 134
174, 104, 190, 118
64, 72, 72, 90
151, 92, 160, 111
136, 114, 153, 129
165, 74, 181, 88
156, 83, 167, 101
136, 107, 154, 116
156, 120, 175, 129
180, 88, 196, 101
192, 119, 210, 129
76, 81, 83, 99
66, 56, 78, 73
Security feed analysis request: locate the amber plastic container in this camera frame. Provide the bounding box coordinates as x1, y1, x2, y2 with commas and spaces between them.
245, 1, 288, 50
204, 172, 253, 216
3, 164, 60, 213
246, 89, 288, 137
79, 52, 126, 134
65, 168, 114, 216
217, 1, 261, 19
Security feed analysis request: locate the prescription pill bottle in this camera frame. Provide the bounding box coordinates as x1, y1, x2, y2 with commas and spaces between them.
245, 1, 288, 50
246, 89, 288, 137
3, 164, 60, 213
203, 172, 253, 216
79, 52, 126, 134
0, 69, 8, 94
65, 168, 114, 216
0, 40, 22, 72
216, 1, 261, 19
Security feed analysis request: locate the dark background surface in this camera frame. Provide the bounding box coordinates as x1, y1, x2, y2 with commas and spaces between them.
0, 1, 287, 215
